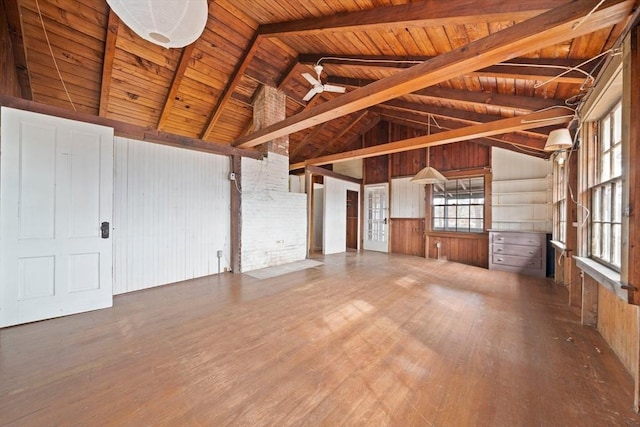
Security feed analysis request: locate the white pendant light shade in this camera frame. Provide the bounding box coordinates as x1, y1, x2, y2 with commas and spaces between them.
107, 0, 208, 48
410, 166, 447, 184
544, 128, 573, 152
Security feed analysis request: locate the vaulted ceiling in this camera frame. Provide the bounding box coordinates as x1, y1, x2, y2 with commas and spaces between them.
2, 0, 639, 166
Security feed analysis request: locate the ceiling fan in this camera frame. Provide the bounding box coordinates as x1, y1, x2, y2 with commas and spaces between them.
302, 64, 346, 101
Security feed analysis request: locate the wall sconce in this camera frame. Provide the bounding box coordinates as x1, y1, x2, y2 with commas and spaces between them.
107, 0, 208, 48
544, 128, 573, 152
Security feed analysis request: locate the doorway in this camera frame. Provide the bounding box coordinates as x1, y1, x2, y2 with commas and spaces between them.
363, 184, 389, 252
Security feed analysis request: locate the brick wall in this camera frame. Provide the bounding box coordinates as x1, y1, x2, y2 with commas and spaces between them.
241, 153, 307, 272
253, 86, 289, 156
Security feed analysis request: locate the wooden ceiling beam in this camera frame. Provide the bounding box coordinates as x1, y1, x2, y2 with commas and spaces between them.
302, 55, 599, 84
156, 43, 195, 129
99, 10, 118, 117
200, 32, 261, 140
328, 76, 565, 112
374, 100, 553, 137
377, 110, 547, 152
2, 0, 32, 99
234, 0, 632, 149
258, 0, 566, 37
1, 95, 263, 160
380, 114, 548, 158
302, 108, 569, 167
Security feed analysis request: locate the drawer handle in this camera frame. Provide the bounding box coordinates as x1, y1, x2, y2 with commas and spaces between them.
528, 239, 535, 243
497, 248, 503, 252
497, 258, 503, 262
528, 251, 535, 254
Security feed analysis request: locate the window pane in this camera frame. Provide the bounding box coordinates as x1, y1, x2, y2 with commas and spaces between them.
602, 223, 611, 262
613, 181, 622, 223
613, 104, 622, 143
592, 223, 601, 257
470, 219, 483, 232
602, 184, 611, 222
612, 144, 622, 178
434, 218, 445, 230
592, 187, 601, 221
446, 206, 456, 218
602, 116, 611, 151
612, 224, 622, 267
601, 152, 610, 182
434, 206, 445, 217
457, 205, 469, 218
470, 205, 483, 219
446, 218, 457, 230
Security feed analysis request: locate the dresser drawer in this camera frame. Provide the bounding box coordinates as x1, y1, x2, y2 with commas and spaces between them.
492, 243, 541, 258
491, 253, 543, 269
491, 232, 544, 247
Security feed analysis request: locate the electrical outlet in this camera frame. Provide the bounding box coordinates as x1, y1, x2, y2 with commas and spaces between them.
229, 172, 236, 181
217, 250, 223, 258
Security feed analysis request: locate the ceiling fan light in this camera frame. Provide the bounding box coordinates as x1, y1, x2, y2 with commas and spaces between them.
107, 0, 208, 49
544, 128, 573, 152
411, 166, 447, 184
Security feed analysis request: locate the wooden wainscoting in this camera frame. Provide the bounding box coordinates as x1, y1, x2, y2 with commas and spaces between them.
390, 218, 425, 257
426, 232, 489, 268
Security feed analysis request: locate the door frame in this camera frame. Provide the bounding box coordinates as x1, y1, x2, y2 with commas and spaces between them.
363, 183, 389, 253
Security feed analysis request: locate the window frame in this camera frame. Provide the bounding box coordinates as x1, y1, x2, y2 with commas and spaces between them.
431, 175, 485, 234
590, 101, 623, 271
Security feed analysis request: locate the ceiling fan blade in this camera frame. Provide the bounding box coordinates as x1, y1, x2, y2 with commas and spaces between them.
302, 72, 320, 86
302, 86, 322, 101
323, 84, 346, 94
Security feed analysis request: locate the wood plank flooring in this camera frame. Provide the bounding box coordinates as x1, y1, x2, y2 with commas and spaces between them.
1, 252, 639, 426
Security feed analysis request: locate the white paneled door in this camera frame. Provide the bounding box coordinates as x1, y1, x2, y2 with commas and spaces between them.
0, 108, 114, 327
363, 184, 389, 253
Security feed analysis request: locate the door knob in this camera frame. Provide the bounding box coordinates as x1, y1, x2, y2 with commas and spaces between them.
101, 222, 110, 239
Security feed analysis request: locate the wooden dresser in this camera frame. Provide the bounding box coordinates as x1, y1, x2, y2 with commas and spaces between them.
489, 230, 547, 278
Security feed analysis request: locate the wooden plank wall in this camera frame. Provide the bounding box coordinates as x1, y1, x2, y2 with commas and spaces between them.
426, 233, 489, 268
428, 141, 491, 268
0, 1, 20, 97
113, 136, 231, 294
361, 120, 491, 266
596, 278, 640, 379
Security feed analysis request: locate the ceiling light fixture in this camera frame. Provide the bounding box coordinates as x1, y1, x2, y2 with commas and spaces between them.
544, 128, 573, 152
107, 0, 208, 49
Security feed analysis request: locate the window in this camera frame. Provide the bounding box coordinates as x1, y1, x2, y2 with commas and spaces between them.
555, 160, 567, 243
433, 177, 484, 233
591, 102, 622, 269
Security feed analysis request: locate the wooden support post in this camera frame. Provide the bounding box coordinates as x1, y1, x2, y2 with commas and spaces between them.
230, 155, 241, 273
582, 273, 599, 327
306, 169, 313, 257
622, 23, 640, 412
567, 152, 581, 307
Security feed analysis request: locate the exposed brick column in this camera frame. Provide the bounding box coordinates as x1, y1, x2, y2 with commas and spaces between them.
253, 85, 288, 156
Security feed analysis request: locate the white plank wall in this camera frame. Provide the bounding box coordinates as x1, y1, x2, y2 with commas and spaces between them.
323, 177, 360, 255
391, 177, 425, 218
113, 137, 230, 294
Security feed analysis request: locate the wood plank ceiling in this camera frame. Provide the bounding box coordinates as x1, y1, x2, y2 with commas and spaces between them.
3, 0, 638, 165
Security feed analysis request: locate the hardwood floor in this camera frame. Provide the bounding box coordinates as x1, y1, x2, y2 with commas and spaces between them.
1, 252, 639, 426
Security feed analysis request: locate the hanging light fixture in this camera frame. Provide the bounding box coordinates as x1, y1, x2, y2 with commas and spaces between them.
411, 117, 447, 185
411, 165, 447, 184
544, 128, 573, 152
107, 0, 208, 49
